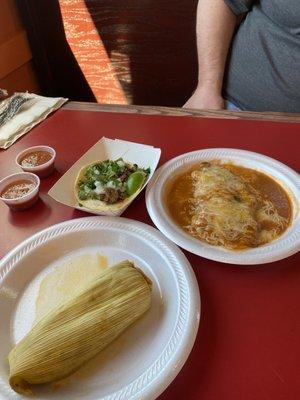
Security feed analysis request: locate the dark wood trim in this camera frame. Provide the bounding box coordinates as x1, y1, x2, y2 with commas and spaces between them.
16, 0, 54, 95
63, 102, 300, 123
16, 0, 96, 101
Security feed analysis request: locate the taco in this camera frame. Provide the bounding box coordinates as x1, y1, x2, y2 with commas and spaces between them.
74, 158, 150, 212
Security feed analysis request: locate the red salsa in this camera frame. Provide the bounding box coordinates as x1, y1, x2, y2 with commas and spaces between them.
20, 151, 52, 167
1, 180, 35, 199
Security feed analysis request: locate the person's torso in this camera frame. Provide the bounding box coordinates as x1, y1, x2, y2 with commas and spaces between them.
260, 0, 300, 35
224, 0, 300, 112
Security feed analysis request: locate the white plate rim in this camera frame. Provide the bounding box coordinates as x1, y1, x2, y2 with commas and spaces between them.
146, 148, 300, 265
0, 216, 200, 400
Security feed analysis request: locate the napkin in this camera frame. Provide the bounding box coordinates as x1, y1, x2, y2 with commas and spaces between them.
0, 93, 67, 149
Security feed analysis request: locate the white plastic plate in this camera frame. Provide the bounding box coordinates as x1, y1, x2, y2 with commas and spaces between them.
0, 217, 200, 400
146, 148, 300, 265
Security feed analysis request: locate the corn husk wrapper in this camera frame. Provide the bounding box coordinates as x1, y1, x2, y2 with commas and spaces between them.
8, 261, 152, 396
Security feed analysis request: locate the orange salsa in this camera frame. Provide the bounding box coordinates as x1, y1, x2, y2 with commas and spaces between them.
20, 151, 52, 167
1, 180, 35, 199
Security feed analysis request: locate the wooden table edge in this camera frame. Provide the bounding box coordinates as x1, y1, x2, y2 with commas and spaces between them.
63, 102, 300, 123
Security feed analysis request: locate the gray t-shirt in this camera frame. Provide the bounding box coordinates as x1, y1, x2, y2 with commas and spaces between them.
223, 0, 300, 112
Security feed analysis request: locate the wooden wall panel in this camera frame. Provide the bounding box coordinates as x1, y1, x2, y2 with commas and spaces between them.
0, 0, 23, 42
0, 62, 40, 94
18, 0, 198, 106
0, 31, 32, 79
59, 0, 128, 104
0, 0, 39, 94
58, 0, 198, 106
17, 0, 96, 101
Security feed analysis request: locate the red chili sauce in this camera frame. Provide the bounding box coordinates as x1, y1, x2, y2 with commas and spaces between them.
1, 180, 35, 199
20, 151, 52, 168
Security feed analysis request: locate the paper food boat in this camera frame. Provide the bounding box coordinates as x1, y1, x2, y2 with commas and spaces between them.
48, 137, 161, 216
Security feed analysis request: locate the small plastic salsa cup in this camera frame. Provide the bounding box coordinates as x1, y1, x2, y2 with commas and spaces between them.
0, 172, 40, 211
16, 145, 56, 178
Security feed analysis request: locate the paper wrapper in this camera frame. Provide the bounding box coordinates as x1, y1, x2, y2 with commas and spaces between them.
0, 93, 67, 149
48, 137, 161, 216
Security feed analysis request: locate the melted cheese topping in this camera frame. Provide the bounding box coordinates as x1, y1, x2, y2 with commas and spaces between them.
166, 162, 292, 250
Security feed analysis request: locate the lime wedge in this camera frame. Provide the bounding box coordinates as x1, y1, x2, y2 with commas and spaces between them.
126, 171, 146, 196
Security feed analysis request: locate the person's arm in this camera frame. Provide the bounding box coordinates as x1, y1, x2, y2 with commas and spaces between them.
184, 0, 237, 110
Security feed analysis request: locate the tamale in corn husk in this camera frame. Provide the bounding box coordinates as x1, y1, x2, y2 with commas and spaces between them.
8, 260, 152, 395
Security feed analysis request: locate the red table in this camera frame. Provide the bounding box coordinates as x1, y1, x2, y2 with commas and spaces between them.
1, 106, 300, 400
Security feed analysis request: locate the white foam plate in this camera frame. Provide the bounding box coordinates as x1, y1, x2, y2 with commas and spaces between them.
146, 148, 300, 265
0, 217, 200, 400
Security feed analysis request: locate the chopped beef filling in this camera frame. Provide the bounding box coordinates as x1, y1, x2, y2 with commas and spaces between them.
100, 188, 120, 204
119, 168, 132, 182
